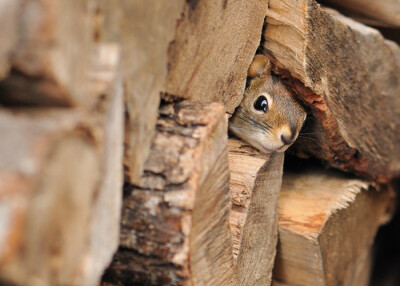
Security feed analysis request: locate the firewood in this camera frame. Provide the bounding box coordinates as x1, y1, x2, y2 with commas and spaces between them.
273, 166, 394, 286
263, 0, 400, 182
0, 0, 94, 107
164, 0, 268, 115
103, 101, 236, 286
0, 0, 18, 80
0, 43, 124, 286
228, 138, 283, 286
0, 109, 100, 286
324, 0, 400, 27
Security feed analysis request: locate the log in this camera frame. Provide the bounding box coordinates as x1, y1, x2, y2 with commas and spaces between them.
0, 109, 100, 286
97, 0, 269, 185
72, 43, 124, 286
164, 0, 268, 115
323, 0, 400, 27
228, 138, 283, 286
0, 0, 18, 80
273, 165, 394, 286
103, 101, 236, 285
264, 0, 400, 182
0, 43, 124, 286
0, 0, 94, 107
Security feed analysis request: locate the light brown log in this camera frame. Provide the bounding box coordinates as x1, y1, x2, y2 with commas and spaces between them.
0, 109, 100, 286
0, 43, 124, 286
0, 0, 18, 79
273, 167, 394, 286
72, 43, 124, 286
164, 0, 268, 115
0, 0, 94, 107
324, 0, 400, 27
103, 101, 236, 285
264, 0, 400, 182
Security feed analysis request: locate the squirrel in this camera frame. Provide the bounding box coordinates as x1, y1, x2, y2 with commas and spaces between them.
229, 54, 307, 154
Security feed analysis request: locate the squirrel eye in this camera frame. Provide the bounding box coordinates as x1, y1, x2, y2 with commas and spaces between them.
253, 96, 268, 112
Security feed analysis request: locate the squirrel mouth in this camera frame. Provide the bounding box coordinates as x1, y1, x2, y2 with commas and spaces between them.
261, 146, 275, 154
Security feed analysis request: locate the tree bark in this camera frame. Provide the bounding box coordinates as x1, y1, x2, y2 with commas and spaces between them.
103, 101, 236, 286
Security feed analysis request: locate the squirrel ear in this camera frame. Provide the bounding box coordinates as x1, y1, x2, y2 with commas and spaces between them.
247, 54, 271, 78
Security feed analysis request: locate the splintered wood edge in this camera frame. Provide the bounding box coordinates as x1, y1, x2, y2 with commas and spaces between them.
228, 138, 283, 286
274, 169, 394, 285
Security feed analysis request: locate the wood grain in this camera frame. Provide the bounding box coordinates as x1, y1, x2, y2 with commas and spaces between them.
264, 0, 400, 182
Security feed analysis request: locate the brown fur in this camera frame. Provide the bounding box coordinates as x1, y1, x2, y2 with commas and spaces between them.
229, 55, 306, 153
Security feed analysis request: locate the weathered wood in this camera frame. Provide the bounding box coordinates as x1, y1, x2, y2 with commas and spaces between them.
228, 138, 271, 260
0, 0, 18, 80
0, 109, 100, 286
324, 0, 400, 27
0, 43, 124, 286
273, 167, 394, 286
164, 0, 268, 115
228, 138, 283, 285
72, 44, 124, 286
264, 0, 400, 182
117, 1, 184, 185
0, 0, 94, 107
103, 101, 236, 286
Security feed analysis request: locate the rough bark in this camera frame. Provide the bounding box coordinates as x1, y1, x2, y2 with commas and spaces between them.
324, 0, 400, 27
273, 167, 394, 286
103, 101, 236, 286
264, 0, 400, 182
0, 0, 94, 107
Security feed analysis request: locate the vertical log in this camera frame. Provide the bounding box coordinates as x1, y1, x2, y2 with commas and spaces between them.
103, 101, 236, 285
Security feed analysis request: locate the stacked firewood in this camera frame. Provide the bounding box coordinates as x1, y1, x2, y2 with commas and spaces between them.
0, 0, 399, 285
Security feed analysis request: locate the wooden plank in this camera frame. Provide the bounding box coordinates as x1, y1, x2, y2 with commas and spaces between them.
263, 0, 400, 182
0, 0, 94, 107
324, 0, 400, 27
103, 101, 236, 286
273, 167, 394, 286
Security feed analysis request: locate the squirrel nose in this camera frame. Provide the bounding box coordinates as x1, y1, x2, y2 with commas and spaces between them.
280, 134, 292, 145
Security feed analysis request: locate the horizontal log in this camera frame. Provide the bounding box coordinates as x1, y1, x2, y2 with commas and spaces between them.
273, 165, 394, 286
324, 0, 400, 27
103, 101, 236, 285
264, 0, 400, 182
0, 0, 94, 107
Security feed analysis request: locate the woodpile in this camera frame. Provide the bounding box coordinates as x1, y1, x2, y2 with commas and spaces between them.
0, 0, 399, 285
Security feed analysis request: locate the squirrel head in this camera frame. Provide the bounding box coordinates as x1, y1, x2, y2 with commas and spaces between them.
229, 54, 307, 153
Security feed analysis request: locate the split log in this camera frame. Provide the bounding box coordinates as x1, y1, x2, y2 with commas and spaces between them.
164, 0, 268, 114
0, 0, 94, 107
72, 43, 124, 286
0, 109, 100, 286
264, 0, 400, 182
0, 43, 124, 286
323, 0, 400, 27
273, 166, 394, 286
228, 138, 283, 286
103, 101, 236, 286
94, 0, 269, 184
0, 0, 18, 79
